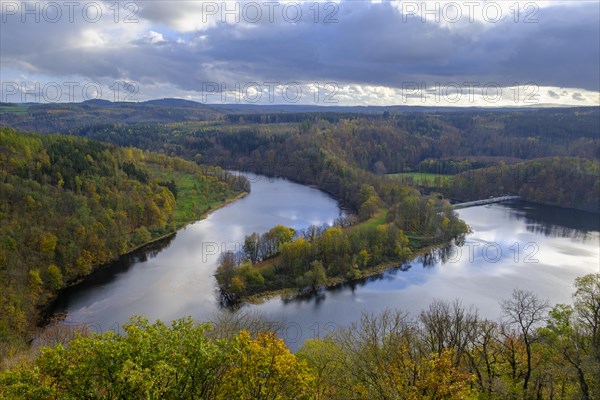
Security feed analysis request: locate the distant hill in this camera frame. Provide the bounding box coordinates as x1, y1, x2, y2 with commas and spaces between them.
0, 99, 598, 133
0, 100, 224, 133
143, 98, 203, 108
213, 103, 531, 114
81, 99, 114, 106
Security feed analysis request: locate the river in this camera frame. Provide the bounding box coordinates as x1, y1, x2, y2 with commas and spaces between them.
47, 173, 600, 350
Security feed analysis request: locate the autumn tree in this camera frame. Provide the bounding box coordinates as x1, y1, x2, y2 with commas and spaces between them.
218, 331, 313, 400
501, 289, 549, 398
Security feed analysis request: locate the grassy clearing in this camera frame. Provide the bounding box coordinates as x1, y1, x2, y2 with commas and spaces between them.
360, 209, 388, 228
146, 164, 243, 228
387, 172, 453, 188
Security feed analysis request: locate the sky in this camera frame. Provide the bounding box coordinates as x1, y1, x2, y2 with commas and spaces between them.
1, 0, 599, 107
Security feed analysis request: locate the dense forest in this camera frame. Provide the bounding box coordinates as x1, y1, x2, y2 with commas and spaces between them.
449, 158, 600, 213
0, 128, 247, 357
4, 105, 599, 164
7, 106, 595, 212
0, 100, 224, 133
3, 103, 599, 161
2, 274, 598, 399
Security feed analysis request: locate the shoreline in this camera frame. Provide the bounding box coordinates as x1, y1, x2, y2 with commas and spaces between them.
37, 190, 249, 329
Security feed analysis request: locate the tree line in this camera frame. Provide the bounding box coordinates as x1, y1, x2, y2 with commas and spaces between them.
448, 158, 600, 213
60, 111, 599, 212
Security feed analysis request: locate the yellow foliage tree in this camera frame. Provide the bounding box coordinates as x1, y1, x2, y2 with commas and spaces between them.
218, 331, 313, 400
415, 350, 477, 399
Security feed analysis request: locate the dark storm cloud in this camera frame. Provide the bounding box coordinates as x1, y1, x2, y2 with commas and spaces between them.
192, 1, 600, 90
1, 0, 598, 94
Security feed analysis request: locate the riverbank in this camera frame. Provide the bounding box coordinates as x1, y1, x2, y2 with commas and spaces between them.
37, 190, 249, 330
0, 128, 253, 361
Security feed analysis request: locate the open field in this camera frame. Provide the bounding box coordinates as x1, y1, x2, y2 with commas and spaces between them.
360, 209, 388, 228
146, 164, 243, 228
387, 172, 453, 188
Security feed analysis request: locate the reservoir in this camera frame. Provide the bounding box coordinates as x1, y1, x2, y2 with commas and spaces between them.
48, 173, 600, 350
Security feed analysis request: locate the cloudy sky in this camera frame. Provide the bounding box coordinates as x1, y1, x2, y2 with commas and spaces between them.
1, 0, 599, 106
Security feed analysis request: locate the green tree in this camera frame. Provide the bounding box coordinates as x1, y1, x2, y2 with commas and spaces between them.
298, 338, 346, 400
296, 260, 327, 289
573, 274, 600, 363
541, 304, 592, 399
243, 232, 261, 263
46, 264, 63, 290
39, 233, 58, 255
215, 251, 238, 292
262, 225, 295, 257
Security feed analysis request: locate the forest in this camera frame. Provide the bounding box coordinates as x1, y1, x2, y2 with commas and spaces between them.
0, 128, 247, 357
448, 158, 600, 213
1, 274, 598, 400
8, 106, 595, 212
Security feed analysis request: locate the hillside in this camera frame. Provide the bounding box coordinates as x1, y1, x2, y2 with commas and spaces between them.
449, 158, 600, 213
0, 128, 248, 354
0, 100, 224, 133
